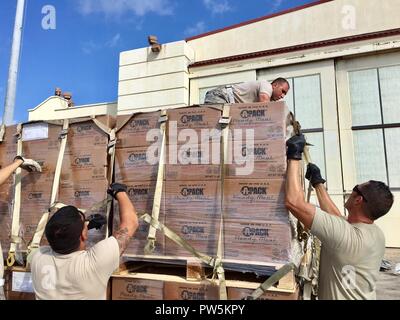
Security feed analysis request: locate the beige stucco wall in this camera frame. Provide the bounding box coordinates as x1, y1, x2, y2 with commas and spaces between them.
187, 0, 400, 62
28, 96, 117, 121
118, 40, 195, 114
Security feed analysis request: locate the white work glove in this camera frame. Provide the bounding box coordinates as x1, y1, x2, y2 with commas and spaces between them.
14, 156, 42, 172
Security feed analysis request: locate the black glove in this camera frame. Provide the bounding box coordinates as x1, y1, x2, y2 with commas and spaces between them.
107, 183, 127, 199
305, 163, 326, 187
286, 134, 306, 160
87, 214, 107, 230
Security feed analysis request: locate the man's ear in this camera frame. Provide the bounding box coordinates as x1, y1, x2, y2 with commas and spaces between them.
81, 226, 88, 242
354, 195, 364, 206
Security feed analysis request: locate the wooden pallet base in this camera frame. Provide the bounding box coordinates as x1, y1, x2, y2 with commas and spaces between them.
119, 257, 296, 291
113, 261, 298, 300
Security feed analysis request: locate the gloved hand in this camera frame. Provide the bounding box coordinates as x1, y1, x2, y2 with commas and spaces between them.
14, 156, 42, 172
286, 134, 306, 160
305, 163, 326, 187
87, 214, 107, 230
107, 183, 127, 199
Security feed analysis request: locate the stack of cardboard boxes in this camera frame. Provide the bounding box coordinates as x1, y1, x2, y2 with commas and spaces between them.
19, 123, 61, 250
0, 125, 17, 258
114, 102, 292, 266
59, 116, 114, 246
164, 106, 222, 258
115, 112, 164, 255
223, 103, 292, 265
1, 116, 114, 257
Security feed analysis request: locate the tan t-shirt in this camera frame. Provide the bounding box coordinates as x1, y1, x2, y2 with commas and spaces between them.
232, 80, 273, 103
31, 236, 120, 300
311, 208, 385, 300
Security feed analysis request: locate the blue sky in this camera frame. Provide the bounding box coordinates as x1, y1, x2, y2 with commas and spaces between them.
0, 0, 315, 123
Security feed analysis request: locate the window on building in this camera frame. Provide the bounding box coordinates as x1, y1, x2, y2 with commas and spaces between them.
273, 74, 326, 178
349, 65, 400, 188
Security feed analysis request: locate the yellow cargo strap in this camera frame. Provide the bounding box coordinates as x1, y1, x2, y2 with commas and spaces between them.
289, 112, 321, 300
0, 124, 5, 142
27, 120, 70, 266
106, 128, 117, 237
85, 117, 116, 238
0, 240, 5, 300
140, 213, 217, 267
248, 263, 296, 300
144, 111, 167, 255
7, 124, 23, 267
212, 105, 231, 301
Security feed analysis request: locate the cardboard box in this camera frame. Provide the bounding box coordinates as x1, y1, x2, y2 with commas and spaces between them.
115, 147, 160, 182
58, 179, 109, 247
164, 281, 219, 300
58, 179, 109, 211
68, 120, 110, 148
0, 125, 18, 164
229, 102, 289, 141
223, 179, 288, 222
227, 286, 299, 300
61, 147, 108, 183
4, 269, 36, 300
0, 202, 12, 257
167, 106, 222, 145
165, 217, 221, 257
226, 140, 286, 179
164, 180, 221, 219
19, 182, 52, 249
166, 142, 221, 180
113, 181, 165, 256
116, 112, 161, 148
111, 277, 164, 300
120, 218, 165, 256
224, 220, 292, 264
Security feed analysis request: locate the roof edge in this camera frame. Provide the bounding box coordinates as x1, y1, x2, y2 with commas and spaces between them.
189, 28, 400, 68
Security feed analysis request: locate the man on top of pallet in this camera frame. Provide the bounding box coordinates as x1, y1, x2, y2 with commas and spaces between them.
203, 78, 290, 104
30, 183, 139, 300
284, 134, 394, 300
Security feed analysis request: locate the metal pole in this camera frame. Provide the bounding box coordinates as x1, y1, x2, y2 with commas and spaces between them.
3, 0, 26, 125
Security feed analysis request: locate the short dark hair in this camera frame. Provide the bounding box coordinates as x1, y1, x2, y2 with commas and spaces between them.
45, 206, 85, 254
272, 77, 290, 88
360, 181, 394, 220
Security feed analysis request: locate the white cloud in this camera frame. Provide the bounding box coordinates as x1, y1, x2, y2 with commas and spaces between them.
203, 0, 232, 14
82, 34, 122, 54
268, 0, 284, 13
184, 22, 206, 37
82, 40, 101, 55
77, 0, 173, 17
106, 33, 121, 47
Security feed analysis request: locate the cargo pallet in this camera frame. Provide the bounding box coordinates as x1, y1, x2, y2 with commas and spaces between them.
111, 259, 298, 300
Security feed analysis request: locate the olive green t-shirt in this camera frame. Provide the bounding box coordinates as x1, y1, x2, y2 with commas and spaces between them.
232, 80, 273, 103
311, 208, 385, 300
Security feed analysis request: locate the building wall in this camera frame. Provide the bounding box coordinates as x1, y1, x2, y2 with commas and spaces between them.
187, 0, 400, 62
182, 0, 400, 247
118, 40, 194, 114
28, 97, 117, 122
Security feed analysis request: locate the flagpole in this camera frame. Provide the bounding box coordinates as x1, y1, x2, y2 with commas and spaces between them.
3, 0, 26, 125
